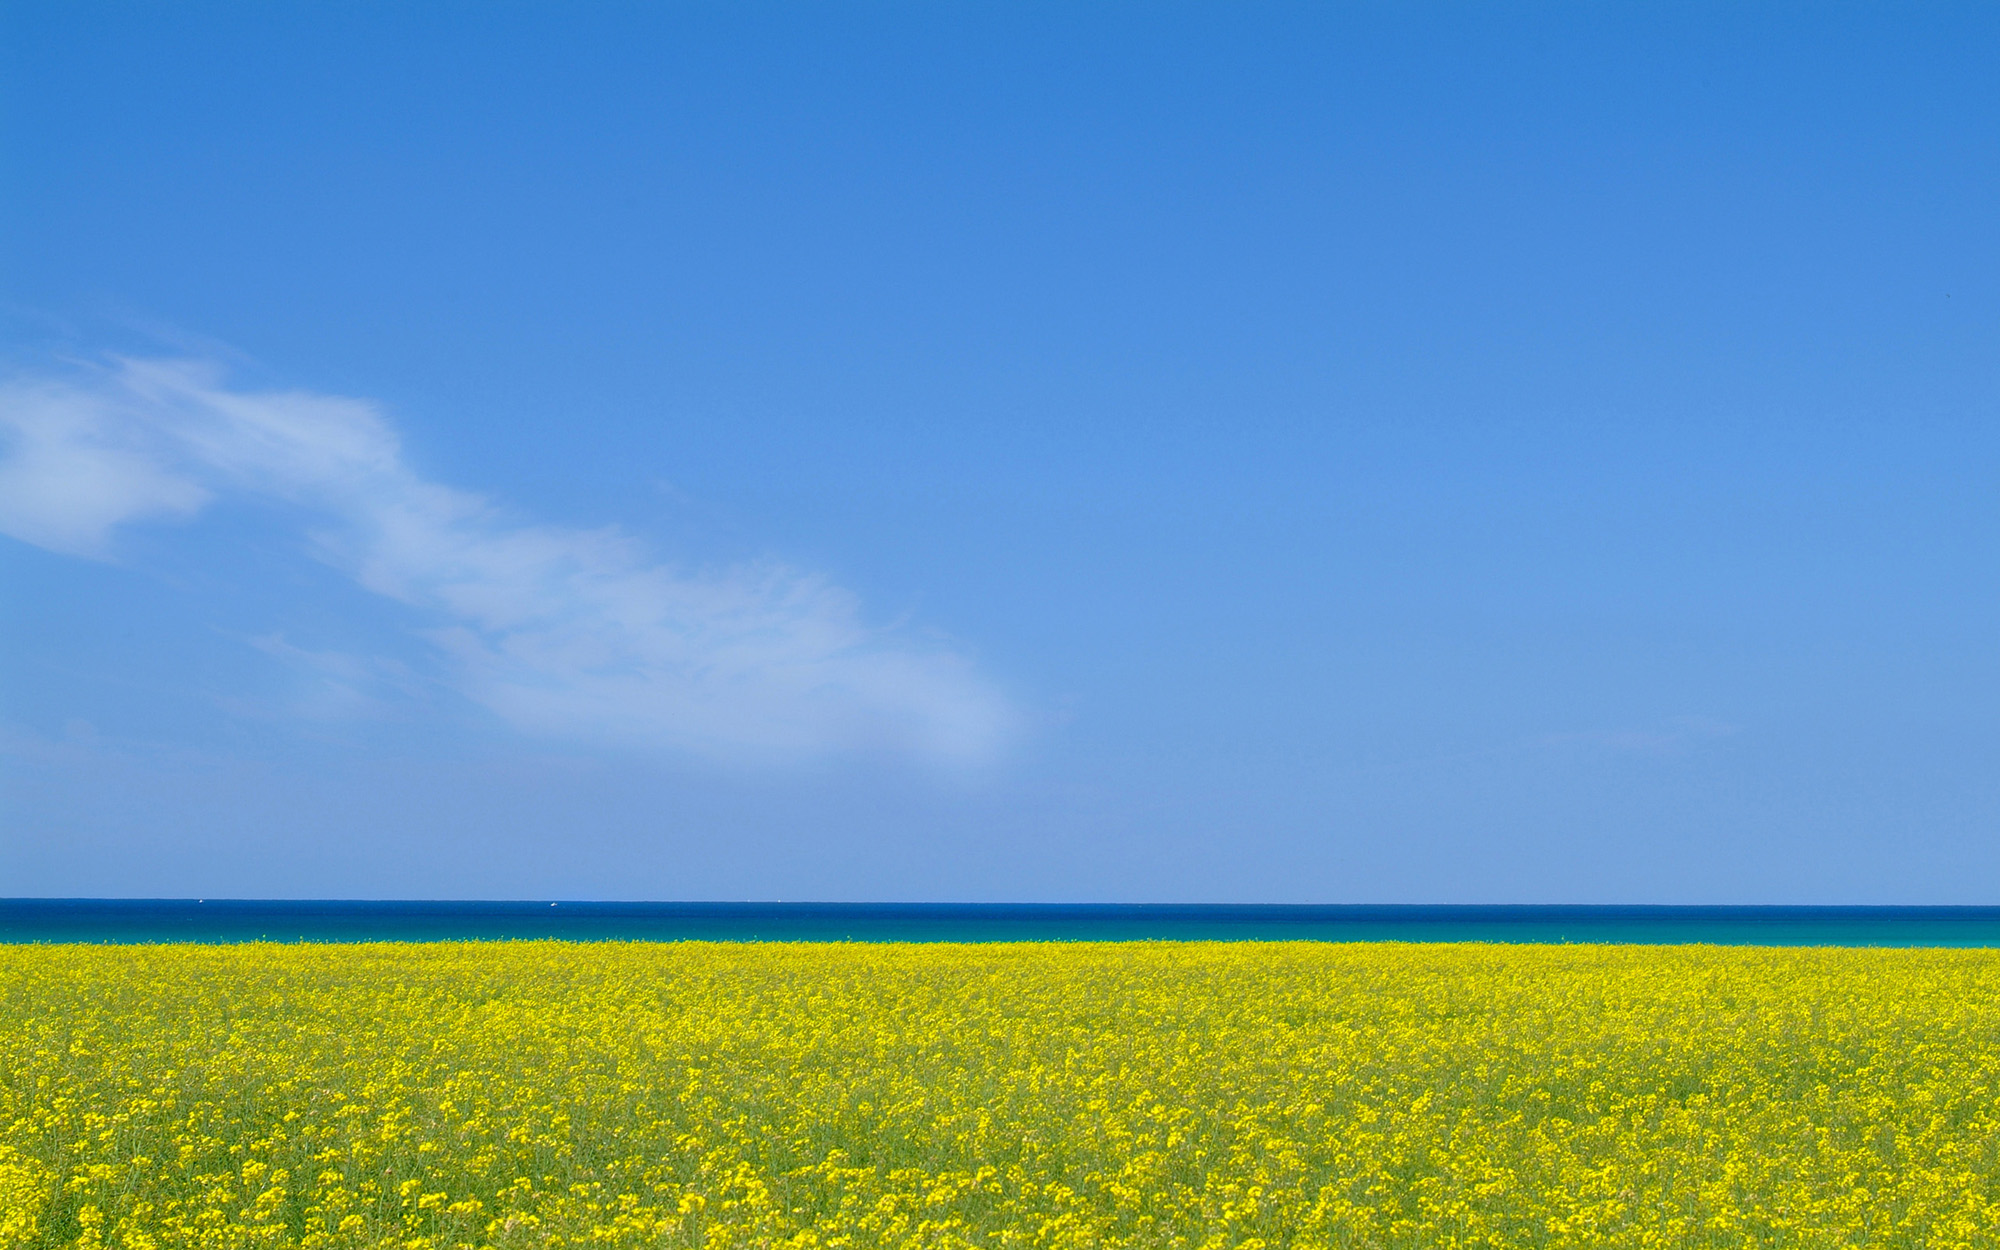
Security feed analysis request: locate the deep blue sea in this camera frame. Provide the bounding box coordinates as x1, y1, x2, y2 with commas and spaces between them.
5, 900, 2000, 945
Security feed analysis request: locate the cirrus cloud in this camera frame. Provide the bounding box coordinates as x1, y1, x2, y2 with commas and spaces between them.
0, 357, 1014, 767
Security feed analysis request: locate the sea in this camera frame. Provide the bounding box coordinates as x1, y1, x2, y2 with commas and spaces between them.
5, 900, 2000, 946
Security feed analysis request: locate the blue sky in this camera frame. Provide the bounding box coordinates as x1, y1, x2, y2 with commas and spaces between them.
3, 2, 1998, 901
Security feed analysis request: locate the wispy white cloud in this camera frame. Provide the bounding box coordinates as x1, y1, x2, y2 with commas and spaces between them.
0, 357, 1015, 766
0, 370, 212, 556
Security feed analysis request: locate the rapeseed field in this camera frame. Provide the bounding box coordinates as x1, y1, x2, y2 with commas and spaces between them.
4, 942, 2000, 1249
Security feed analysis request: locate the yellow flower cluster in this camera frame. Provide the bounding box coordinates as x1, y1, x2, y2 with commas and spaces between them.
5, 941, 2000, 1248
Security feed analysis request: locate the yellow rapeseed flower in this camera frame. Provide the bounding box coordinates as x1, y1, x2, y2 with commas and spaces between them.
3, 942, 2000, 1247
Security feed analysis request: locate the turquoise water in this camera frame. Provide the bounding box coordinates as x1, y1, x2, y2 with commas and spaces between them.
5, 900, 2000, 945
